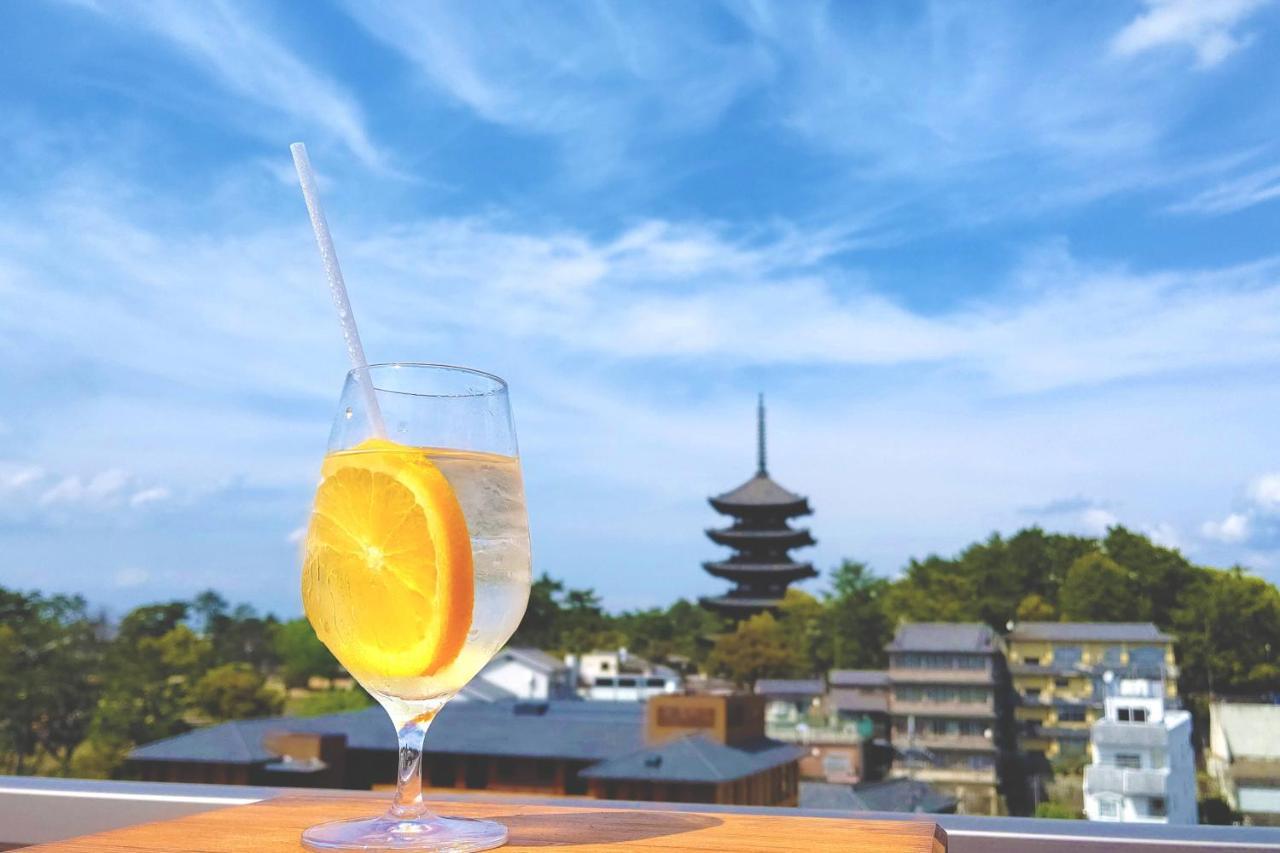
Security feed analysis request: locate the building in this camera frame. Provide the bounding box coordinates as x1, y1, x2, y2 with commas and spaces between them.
885, 623, 1009, 815
1007, 622, 1177, 765
700, 395, 816, 618
828, 669, 891, 739
1083, 677, 1196, 825
581, 695, 802, 805
127, 695, 800, 807
1207, 702, 1280, 826
755, 678, 826, 726
471, 647, 577, 701
572, 649, 682, 701
755, 675, 891, 785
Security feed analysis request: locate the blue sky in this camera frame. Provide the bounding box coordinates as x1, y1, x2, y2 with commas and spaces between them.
3, 0, 1280, 617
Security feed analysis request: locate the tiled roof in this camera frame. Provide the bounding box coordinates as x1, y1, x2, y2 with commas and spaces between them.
886, 623, 999, 653
1008, 622, 1172, 643
1215, 703, 1280, 760
829, 670, 890, 687
711, 474, 806, 508
755, 678, 825, 697
579, 734, 802, 783
130, 700, 646, 765
457, 678, 518, 702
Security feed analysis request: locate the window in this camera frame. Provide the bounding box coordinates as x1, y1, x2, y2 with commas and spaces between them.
1058, 707, 1086, 723
1099, 798, 1119, 818
1054, 677, 1070, 688
1102, 646, 1124, 665
600, 661, 610, 672
1024, 688, 1041, 701
1053, 645, 1082, 668
593, 676, 614, 687
1118, 707, 1149, 723
1149, 797, 1166, 817
645, 678, 665, 687
1129, 647, 1165, 669
618, 677, 637, 687
1024, 657, 1040, 666
1114, 753, 1141, 769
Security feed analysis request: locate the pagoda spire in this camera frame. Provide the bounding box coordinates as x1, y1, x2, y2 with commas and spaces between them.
757, 393, 767, 476
700, 394, 816, 620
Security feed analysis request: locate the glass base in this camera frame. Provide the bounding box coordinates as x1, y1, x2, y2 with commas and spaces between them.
302, 814, 508, 852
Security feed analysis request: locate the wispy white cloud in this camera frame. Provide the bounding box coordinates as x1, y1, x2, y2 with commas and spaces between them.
68, 0, 383, 168
129, 486, 172, 508
1169, 162, 1280, 215
113, 566, 151, 588
1111, 0, 1272, 68
337, 1, 768, 181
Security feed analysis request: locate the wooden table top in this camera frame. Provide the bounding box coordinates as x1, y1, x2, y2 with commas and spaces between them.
25, 795, 946, 852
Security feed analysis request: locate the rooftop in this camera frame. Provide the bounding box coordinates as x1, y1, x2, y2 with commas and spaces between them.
487, 646, 569, 674
829, 669, 890, 688
1008, 622, 1173, 643
800, 778, 957, 813
131, 700, 648, 765
886, 623, 999, 653
1213, 702, 1280, 760
754, 678, 825, 697
579, 734, 803, 783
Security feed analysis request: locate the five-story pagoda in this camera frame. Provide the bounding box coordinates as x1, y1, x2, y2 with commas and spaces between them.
700, 395, 816, 619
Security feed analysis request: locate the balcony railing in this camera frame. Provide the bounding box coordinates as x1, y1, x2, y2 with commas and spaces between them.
1091, 721, 1168, 748
1084, 765, 1169, 797
4, 775, 1280, 853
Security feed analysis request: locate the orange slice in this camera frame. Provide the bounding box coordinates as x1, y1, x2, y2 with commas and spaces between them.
301, 438, 473, 679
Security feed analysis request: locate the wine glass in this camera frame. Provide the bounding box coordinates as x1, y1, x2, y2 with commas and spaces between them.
300, 363, 532, 851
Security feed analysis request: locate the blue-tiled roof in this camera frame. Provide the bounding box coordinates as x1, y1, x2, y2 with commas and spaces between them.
130, 700, 646, 765
886, 623, 999, 653
579, 734, 802, 783
799, 779, 958, 813
755, 678, 824, 697
1008, 622, 1172, 643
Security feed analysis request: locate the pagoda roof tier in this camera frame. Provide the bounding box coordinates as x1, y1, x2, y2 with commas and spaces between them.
702, 561, 817, 583
699, 594, 788, 615
706, 526, 815, 549
709, 474, 810, 517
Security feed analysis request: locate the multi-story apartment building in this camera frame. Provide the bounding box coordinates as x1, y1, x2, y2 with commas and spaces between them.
1006, 623, 1176, 764
1207, 702, 1280, 826
885, 623, 1010, 815
1083, 677, 1196, 824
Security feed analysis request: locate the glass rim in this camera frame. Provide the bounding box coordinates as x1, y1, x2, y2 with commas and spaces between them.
349, 362, 508, 398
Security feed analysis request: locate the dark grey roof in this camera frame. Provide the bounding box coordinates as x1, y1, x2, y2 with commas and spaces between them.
1008, 622, 1172, 643
755, 678, 825, 697
798, 781, 862, 811
886, 623, 999, 653
130, 700, 646, 765
710, 474, 808, 510
800, 779, 957, 814
579, 734, 802, 783
851, 777, 958, 813
829, 670, 890, 687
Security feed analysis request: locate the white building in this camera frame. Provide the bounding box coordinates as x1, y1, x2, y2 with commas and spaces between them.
571, 648, 682, 702
469, 647, 577, 701
1083, 678, 1197, 825
1207, 702, 1280, 826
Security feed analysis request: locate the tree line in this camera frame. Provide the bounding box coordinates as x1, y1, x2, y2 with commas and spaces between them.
0, 589, 366, 778
3, 524, 1277, 779
514, 526, 1280, 699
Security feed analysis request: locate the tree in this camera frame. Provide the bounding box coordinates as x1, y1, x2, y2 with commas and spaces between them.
1102, 527, 1200, 628
191, 589, 228, 636
708, 612, 808, 687
207, 603, 279, 671
1172, 567, 1280, 695
826, 561, 892, 669
1034, 801, 1081, 819
0, 588, 104, 775
1059, 552, 1150, 622
292, 688, 374, 717
89, 621, 213, 766
511, 574, 564, 648
777, 589, 832, 675
190, 664, 285, 722
273, 618, 340, 689
1015, 593, 1056, 622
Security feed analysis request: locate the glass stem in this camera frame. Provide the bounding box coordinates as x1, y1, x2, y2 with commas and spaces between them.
389, 710, 437, 819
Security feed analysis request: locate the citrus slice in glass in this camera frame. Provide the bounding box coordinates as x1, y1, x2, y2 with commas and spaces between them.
302, 438, 474, 679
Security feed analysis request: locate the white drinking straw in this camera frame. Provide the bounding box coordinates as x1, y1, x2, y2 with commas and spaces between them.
290, 143, 386, 437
